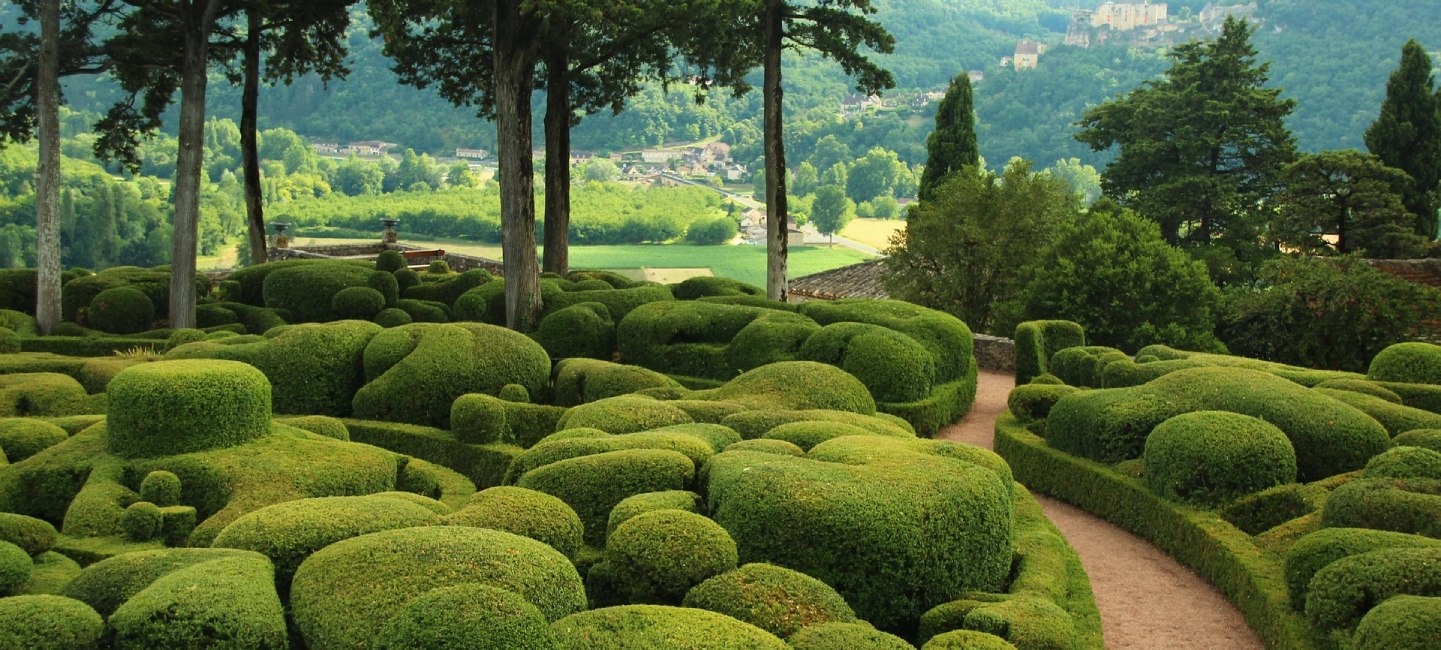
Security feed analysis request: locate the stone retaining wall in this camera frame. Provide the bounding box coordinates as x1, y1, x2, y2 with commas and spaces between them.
973, 333, 1015, 374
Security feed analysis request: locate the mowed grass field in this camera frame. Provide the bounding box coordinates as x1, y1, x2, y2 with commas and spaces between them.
840, 218, 906, 250
281, 237, 874, 288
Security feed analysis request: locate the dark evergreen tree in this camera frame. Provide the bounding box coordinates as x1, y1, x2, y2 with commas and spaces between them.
1276, 149, 1428, 258
918, 72, 978, 201
1364, 39, 1441, 240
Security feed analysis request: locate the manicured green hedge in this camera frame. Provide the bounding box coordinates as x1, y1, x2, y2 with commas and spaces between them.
86, 287, 155, 335
692, 362, 876, 414
1353, 595, 1441, 650
682, 563, 858, 638
0, 419, 69, 463
442, 486, 583, 559
516, 449, 696, 547
1314, 378, 1404, 402
332, 286, 387, 321
543, 283, 675, 321
0, 541, 30, 594
720, 409, 913, 440
787, 622, 914, 649
1316, 387, 1441, 436
291, 526, 586, 650
262, 261, 376, 323
375, 583, 555, 649
507, 430, 715, 485
554, 396, 695, 434
343, 418, 518, 490
551, 359, 680, 407
1321, 478, 1441, 538
923, 629, 1018, 649
672, 277, 765, 301
396, 298, 450, 323
1303, 547, 1441, 631
1048, 346, 1126, 388
799, 322, 936, 403
0, 373, 91, 418
168, 321, 381, 416
1221, 484, 1322, 536
1377, 382, 1441, 415
875, 368, 979, 438
1014, 321, 1085, 385
1368, 342, 1441, 385
106, 551, 286, 648
1008, 383, 1080, 423
0, 514, 55, 558
1282, 527, 1441, 609
0, 595, 103, 650
762, 421, 894, 451
589, 509, 737, 606
275, 415, 349, 441
618, 301, 816, 380
1143, 411, 1297, 506
797, 299, 973, 384
404, 269, 495, 308
106, 360, 272, 458
533, 303, 615, 360
607, 491, 703, 543
549, 605, 787, 649
993, 415, 1325, 649
1395, 429, 1441, 452
1366, 446, 1441, 480
722, 439, 804, 456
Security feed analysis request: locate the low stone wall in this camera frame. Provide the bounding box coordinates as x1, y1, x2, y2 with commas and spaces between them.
973, 333, 1015, 374
267, 242, 505, 276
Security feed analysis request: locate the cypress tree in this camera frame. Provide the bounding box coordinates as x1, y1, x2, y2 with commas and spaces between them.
918, 72, 979, 201
1365, 39, 1441, 240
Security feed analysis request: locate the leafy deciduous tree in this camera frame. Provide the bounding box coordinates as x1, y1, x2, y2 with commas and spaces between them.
810, 184, 852, 242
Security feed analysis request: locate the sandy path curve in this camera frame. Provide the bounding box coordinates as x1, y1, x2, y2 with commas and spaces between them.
938, 370, 1263, 650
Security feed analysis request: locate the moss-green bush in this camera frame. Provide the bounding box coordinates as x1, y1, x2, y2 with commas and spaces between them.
1014, 321, 1086, 385
167, 320, 380, 416
1220, 483, 1321, 535
549, 605, 787, 649
1353, 595, 1441, 650
590, 510, 737, 606
375, 250, 406, 273
395, 298, 449, 322
353, 322, 550, 428
761, 421, 886, 452
617, 301, 814, 380
0, 514, 55, 557
0, 541, 31, 594
692, 362, 876, 414
262, 261, 375, 322
534, 302, 616, 360
0, 595, 103, 650
1048, 346, 1125, 388
720, 409, 912, 440
500, 383, 530, 402
1380, 382, 1441, 415
403, 269, 494, 308
374, 583, 555, 649
1304, 547, 1441, 630
1283, 527, 1441, 609
606, 491, 703, 542
211, 495, 441, 587
85, 287, 155, 335
555, 396, 695, 434
799, 322, 936, 403
544, 283, 674, 321
105, 551, 286, 649
1143, 411, 1297, 506
1321, 478, 1441, 538
923, 629, 1018, 649
552, 358, 681, 408
106, 360, 271, 458
373, 307, 413, 327
922, 596, 1076, 650
59, 548, 249, 615
291, 526, 586, 650
681, 563, 857, 638
517, 449, 696, 547
331, 286, 387, 321
0, 309, 37, 336
787, 622, 914, 649
122, 502, 163, 541
275, 415, 350, 441
1366, 446, 1441, 480
449, 393, 507, 444
671, 277, 764, 301
1007, 384, 1080, 424
0, 419, 68, 463
705, 443, 1013, 633
442, 486, 583, 559
1368, 342, 1441, 385
1314, 378, 1404, 403
451, 280, 506, 324
367, 270, 400, 306
136, 470, 180, 507
508, 430, 716, 484
1395, 429, 1441, 453
797, 299, 973, 383
723, 439, 805, 456
0, 374, 90, 418
1316, 387, 1441, 436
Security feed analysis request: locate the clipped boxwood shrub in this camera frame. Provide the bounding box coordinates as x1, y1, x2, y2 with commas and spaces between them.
0, 541, 31, 594
1014, 320, 1086, 385
0, 595, 103, 650
551, 358, 680, 408
262, 261, 375, 323
442, 487, 583, 559
1048, 346, 1125, 388
1143, 411, 1297, 506
720, 409, 913, 440
1220, 483, 1321, 535
0, 513, 55, 557
138, 470, 181, 506
1366, 446, 1441, 480
723, 439, 805, 456
404, 269, 494, 308
1007, 383, 1080, 423
374, 307, 413, 328
799, 322, 936, 403
549, 605, 787, 649
0, 373, 90, 418
331, 286, 387, 321
1315, 387, 1441, 436
797, 299, 973, 385
606, 491, 702, 542
1368, 342, 1441, 385
1353, 595, 1441, 650
590, 510, 737, 606
923, 629, 1018, 649
533, 303, 615, 360
1283, 527, 1441, 608
211, 495, 441, 587
787, 622, 913, 649
672, 277, 764, 301
1304, 547, 1441, 630
374, 583, 555, 649
375, 250, 406, 273
122, 502, 163, 541
693, 362, 876, 414
85, 287, 155, 335
275, 415, 349, 441
681, 563, 857, 638
395, 298, 449, 323
1321, 478, 1441, 538
291, 526, 586, 650
544, 284, 674, 322
617, 301, 812, 380
762, 421, 885, 452
1314, 378, 1403, 403
516, 449, 695, 547
105, 360, 272, 458
105, 551, 286, 649
555, 396, 694, 434
507, 430, 716, 484
0, 419, 68, 463
1395, 429, 1441, 453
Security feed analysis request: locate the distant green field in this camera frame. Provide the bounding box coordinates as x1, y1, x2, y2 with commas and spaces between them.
291, 238, 874, 288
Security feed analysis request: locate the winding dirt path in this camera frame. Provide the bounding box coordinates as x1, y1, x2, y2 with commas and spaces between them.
938, 370, 1263, 650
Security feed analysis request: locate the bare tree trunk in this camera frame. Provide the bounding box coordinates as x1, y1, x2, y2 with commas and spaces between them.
763, 0, 789, 302
241, 10, 268, 266
494, 0, 542, 330
34, 0, 61, 335
169, 1, 220, 329
542, 57, 571, 276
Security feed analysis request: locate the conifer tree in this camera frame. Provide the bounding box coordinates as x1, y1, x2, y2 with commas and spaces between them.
919, 72, 978, 201
1365, 39, 1441, 240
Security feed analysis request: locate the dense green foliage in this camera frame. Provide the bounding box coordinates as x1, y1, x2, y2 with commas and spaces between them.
105, 360, 272, 458
0, 595, 103, 650
681, 563, 858, 638
1142, 411, 1297, 506
549, 605, 788, 649
1363, 40, 1441, 239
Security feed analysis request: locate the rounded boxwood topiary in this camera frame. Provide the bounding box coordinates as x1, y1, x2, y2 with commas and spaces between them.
87, 286, 155, 335
393, 268, 420, 294
0, 541, 32, 594
166, 328, 207, 350
590, 509, 737, 606
0, 328, 18, 355
262, 261, 375, 323
1369, 342, 1441, 385
923, 629, 1018, 649
1143, 411, 1298, 506
122, 502, 163, 541
426, 259, 451, 275
1314, 378, 1404, 403
1321, 478, 1441, 538
0, 419, 68, 463
762, 421, 883, 452
331, 286, 387, 321
682, 563, 857, 638
375, 250, 407, 273
1220, 483, 1321, 536
451, 393, 507, 444
551, 358, 680, 408
374, 583, 555, 649
106, 360, 272, 458
506, 430, 717, 486
368, 270, 400, 307
442, 487, 584, 559
1006, 383, 1080, 423
1304, 547, 1441, 631
549, 605, 787, 649
723, 439, 805, 457
1353, 595, 1441, 650
799, 322, 936, 404
555, 396, 695, 434
291, 526, 586, 650
104, 551, 287, 648
1366, 446, 1441, 480
787, 622, 913, 649
139, 470, 181, 507
0, 595, 103, 650
672, 277, 764, 301
0, 513, 56, 557
516, 449, 696, 547
276, 415, 350, 441
373, 307, 413, 328
696, 361, 877, 414
1395, 429, 1441, 453
607, 491, 702, 542
499, 383, 530, 403
1284, 527, 1441, 607
533, 303, 616, 360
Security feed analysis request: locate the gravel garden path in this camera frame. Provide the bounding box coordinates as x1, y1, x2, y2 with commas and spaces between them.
938, 370, 1264, 650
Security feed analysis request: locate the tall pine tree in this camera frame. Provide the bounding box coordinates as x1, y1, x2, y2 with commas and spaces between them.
1365, 39, 1441, 241
918, 72, 978, 201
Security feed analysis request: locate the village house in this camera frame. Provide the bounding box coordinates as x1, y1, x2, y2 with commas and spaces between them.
345, 140, 398, 157
1091, 1, 1168, 31
311, 142, 342, 156
1014, 41, 1042, 70
454, 148, 489, 160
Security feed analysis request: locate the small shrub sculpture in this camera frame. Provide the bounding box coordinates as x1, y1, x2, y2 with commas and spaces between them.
1143, 411, 1298, 506
589, 509, 737, 606
106, 360, 272, 458
681, 563, 858, 638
